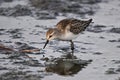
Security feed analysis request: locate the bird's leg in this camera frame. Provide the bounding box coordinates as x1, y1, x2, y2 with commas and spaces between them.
70, 40, 74, 58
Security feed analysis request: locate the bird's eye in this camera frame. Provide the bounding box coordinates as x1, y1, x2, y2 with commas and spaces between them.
49, 35, 52, 38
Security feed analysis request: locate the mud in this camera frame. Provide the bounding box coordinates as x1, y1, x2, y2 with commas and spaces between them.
0, 0, 120, 80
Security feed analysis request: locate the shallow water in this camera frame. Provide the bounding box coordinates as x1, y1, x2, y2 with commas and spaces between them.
0, 0, 120, 80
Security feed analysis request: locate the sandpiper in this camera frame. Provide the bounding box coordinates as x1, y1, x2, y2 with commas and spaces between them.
43, 18, 92, 53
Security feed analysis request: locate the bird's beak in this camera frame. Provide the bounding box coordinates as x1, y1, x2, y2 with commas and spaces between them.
43, 40, 49, 49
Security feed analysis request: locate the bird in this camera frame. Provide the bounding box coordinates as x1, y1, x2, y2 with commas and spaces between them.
43, 18, 92, 53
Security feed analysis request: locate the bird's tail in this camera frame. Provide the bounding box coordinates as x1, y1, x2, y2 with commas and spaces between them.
87, 19, 93, 25
84, 18, 93, 29
89, 19, 93, 23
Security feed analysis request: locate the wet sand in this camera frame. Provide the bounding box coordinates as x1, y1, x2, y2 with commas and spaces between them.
0, 0, 120, 80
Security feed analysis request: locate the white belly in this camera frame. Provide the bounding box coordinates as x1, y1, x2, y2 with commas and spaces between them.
59, 32, 79, 40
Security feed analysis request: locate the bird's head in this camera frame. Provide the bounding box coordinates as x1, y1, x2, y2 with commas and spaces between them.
43, 28, 58, 49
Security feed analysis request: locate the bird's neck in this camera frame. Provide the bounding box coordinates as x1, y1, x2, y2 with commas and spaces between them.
53, 28, 63, 39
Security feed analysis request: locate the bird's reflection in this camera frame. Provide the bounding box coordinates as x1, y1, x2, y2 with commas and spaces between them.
44, 53, 92, 75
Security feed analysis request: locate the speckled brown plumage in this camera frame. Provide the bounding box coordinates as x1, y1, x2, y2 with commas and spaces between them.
56, 18, 92, 34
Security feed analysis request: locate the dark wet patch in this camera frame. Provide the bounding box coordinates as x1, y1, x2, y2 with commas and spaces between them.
0, 5, 32, 17
93, 52, 103, 55
99, 36, 105, 39
105, 66, 120, 75
6, 28, 24, 39
116, 77, 120, 80
81, 47, 87, 50
33, 11, 56, 19
112, 60, 120, 64
6, 29, 22, 34
116, 67, 120, 72
13, 60, 43, 67
2, 0, 13, 2
109, 39, 120, 42
35, 25, 47, 29
29, 42, 42, 45
108, 28, 120, 34
0, 29, 6, 35
0, 0, 101, 19
0, 71, 42, 80
83, 42, 94, 45
116, 45, 120, 48
105, 68, 118, 74
0, 4, 56, 19
81, 51, 87, 54
109, 40, 118, 42
0, 66, 8, 70
29, 0, 101, 17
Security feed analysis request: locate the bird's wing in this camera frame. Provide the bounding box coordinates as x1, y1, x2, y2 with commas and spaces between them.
69, 19, 92, 34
